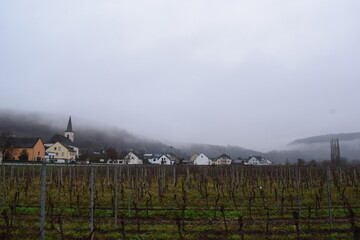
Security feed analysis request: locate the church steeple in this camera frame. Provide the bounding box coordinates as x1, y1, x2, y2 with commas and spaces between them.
66, 116, 73, 132
64, 116, 74, 142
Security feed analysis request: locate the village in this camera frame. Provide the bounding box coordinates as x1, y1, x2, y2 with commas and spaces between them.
0, 117, 272, 166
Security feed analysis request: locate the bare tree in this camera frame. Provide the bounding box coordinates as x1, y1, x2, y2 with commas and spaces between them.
105, 147, 118, 162
0, 131, 13, 160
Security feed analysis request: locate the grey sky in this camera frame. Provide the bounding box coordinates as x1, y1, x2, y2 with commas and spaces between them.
1, 1, 360, 151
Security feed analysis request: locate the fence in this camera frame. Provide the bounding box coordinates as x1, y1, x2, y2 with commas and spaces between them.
0, 164, 359, 239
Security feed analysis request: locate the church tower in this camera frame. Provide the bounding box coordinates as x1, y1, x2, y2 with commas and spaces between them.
64, 116, 74, 142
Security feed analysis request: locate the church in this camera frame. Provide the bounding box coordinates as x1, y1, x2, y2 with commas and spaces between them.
44, 116, 79, 162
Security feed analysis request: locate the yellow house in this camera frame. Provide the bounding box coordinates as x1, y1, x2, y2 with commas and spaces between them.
189, 154, 199, 163
214, 154, 232, 165
45, 142, 76, 160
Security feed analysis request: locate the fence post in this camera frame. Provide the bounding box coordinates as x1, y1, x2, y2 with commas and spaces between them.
114, 166, 118, 229
296, 166, 301, 212
2, 165, 6, 205
186, 166, 190, 184
173, 165, 177, 187
40, 162, 47, 240
136, 167, 139, 204
276, 167, 279, 208
90, 166, 95, 240
326, 165, 333, 229
127, 164, 131, 216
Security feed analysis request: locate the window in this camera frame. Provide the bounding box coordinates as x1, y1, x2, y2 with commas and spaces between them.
38, 151, 40, 156
54, 147, 57, 151
56, 153, 58, 156
61, 152, 64, 156
58, 147, 61, 151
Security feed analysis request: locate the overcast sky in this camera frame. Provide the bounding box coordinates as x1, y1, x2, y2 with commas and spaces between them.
1, 1, 360, 151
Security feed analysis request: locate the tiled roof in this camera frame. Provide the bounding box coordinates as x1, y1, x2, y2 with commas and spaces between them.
10, 138, 41, 148
48, 134, 72, 145
218, 154, 231, 159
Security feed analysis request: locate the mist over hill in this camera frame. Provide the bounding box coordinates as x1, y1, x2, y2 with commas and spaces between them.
0, 110, 175, 154
1, 110, 359, 162
0, 110, 260, 159
167, 142, 261, 159
289, 132, 360, 145
285, 133, 360, 161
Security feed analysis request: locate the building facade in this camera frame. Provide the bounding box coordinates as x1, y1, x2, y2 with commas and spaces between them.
7, 138, 45, 161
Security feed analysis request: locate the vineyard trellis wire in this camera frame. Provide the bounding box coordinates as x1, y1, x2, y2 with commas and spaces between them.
0, 163, 359, 239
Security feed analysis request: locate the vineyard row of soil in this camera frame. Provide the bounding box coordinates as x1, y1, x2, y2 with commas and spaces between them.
0, 164, 359, 239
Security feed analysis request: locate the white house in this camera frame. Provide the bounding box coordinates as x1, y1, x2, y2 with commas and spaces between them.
245, 156, 272, 166
193, 153, 211, 165
122, 151, 143, 165
44, 152, 56, 162
146, 153, 175, 165
146, 153, 162, 164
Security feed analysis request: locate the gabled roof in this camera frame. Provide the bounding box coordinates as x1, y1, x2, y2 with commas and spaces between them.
168, 152, 179, 160
47, 134, 73, 145
119, 151, 140, 159
217, 154, 231, 159
249, 156, 262, 161
196, 153, 209, 158
51, 141, 76, 153
189, 154, 199, 162
10, 137, 42, 148
158, 154, 172, 160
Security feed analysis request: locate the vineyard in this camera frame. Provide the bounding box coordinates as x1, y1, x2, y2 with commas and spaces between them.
0, 164, 359, 239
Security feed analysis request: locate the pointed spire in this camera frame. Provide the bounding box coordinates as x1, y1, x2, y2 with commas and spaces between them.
66, 116, 73, 132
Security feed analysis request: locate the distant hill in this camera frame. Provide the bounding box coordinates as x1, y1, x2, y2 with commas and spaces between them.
286, 132, 360, 162
0, 110, 261, 159
0, 110, 174, 153
4, 110, 358, 163
289, 132, 360, 145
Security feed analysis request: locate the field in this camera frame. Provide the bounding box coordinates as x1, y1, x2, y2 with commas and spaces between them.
0, 164, 359, 239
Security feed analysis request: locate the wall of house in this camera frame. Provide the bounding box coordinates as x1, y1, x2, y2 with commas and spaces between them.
8, 139, 45, 161
150, 155, 172, 165
126, 152, 143, 164
216, 157, 232, 165
194, 153, 211, 165
32, 139, 45, 161
247, 157, 260, 165
8, 148, 31, 160
46, 142, 75, 160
